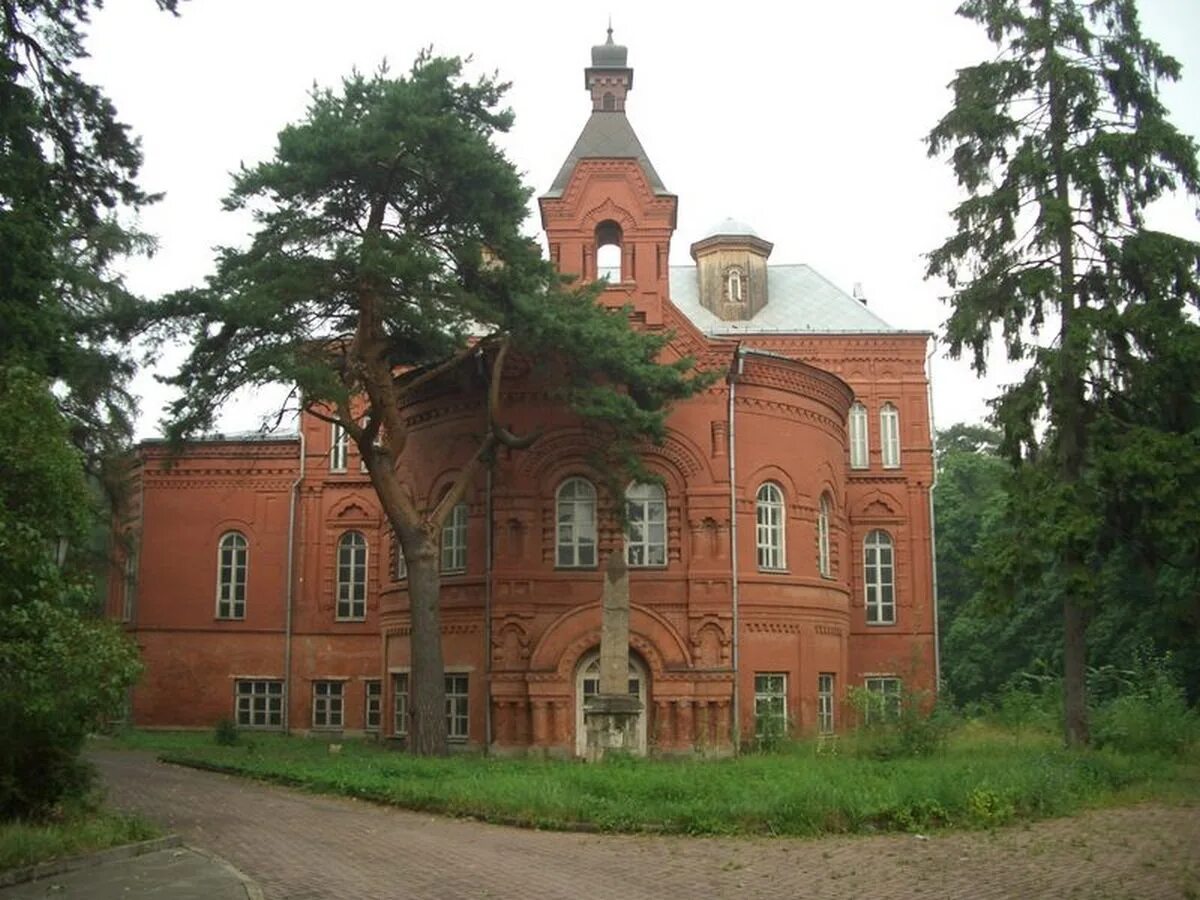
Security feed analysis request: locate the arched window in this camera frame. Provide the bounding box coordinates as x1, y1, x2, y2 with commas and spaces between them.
626, 482, 666, 567
602, 91, 615, 111
441, 502, 467, 573
880, 403, 901, 468
726, 267, 744, 302
849, 402, 869, 469
595, 219, 622, 282
556, 477, 597, 568
216, 531, 247, 619
330, 422, 348, 472
756, 482, 786, 570
336, 531, 367, 620
817, 494, 831, 578
863, 529, 895, 624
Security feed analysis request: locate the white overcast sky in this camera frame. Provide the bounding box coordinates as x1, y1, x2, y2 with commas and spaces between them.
76, 0, 1200, 440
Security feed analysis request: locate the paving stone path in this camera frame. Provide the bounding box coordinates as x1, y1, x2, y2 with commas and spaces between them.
93, 750, 1199, 900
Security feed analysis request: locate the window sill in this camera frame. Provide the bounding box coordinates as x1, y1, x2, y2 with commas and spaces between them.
757, 568, 790, 575
334, 617, 367, 623
214, 616, 246, 622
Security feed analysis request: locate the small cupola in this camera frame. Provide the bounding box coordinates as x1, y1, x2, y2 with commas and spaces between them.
689, 219, 774, 321
586, 26, 633, 112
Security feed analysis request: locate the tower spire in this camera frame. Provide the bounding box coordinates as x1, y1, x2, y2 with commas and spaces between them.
587, 24, 631, 112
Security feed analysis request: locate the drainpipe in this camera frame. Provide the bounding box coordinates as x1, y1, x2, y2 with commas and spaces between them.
727, 344, 744, 752
283, 426, 306, 733
925, 339, 941, 692
484, 464, 494, 751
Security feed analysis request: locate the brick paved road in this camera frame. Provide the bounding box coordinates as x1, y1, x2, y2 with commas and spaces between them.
92, 750, 1199, 900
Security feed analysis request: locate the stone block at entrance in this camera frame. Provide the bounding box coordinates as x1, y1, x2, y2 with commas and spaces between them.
583, 693, 643, 761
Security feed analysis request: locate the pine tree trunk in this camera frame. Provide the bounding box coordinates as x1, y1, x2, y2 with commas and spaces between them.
407, 541, 448, 755
1046, 11, 1090, 748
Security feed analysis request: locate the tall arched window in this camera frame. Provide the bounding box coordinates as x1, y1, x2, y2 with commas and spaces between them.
216, 531, 247, 619
441, 502, 467, 573
726, 267, 744, 302
336, 531, 367, 620
849, 402, 869, 469
392, 536, 407, 581
595, 220, 622, 282
756, 482, 786, 570
330, 422, 348, 472
817, 494, 831, 578
863, 529, 895, 624
880, 403, 901, 468
626, 482, 667, 567
556, 477, 597, 567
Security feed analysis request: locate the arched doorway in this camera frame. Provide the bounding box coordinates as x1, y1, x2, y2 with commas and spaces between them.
574, 649, 648, 757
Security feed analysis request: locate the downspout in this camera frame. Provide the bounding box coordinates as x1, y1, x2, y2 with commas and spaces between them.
727, 344, 744, 752
925, 339, 941, 691
283, 427, 306, 734
484, 464, 494, 751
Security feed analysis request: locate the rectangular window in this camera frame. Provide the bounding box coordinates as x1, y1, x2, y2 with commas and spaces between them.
818, 673, 835, 734
364, 680, 381, 732
122, 551, 137, 621
441, 503, 467, 573
312, 681, 344, 729
235, 679, 284, 729
330, 422, 348, 472
445, 673, 469, 741
753, 672, 788, 739
849, 403, 869, 469
864, 676, 902, 724
626, 484, 667, 567
393, 673, 408, 737
880, 404, 901, 469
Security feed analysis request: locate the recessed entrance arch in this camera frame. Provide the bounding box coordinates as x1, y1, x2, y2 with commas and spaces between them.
574, 649, 648, 757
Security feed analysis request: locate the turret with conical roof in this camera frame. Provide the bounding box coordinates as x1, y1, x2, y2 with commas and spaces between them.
539, 31, 678, 328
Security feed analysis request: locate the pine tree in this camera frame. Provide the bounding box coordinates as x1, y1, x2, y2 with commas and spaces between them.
162, 55, 709, 755
928, 0, 1200, 745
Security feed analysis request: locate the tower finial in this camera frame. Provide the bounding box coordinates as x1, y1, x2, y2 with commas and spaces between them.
606, 17, 613, 43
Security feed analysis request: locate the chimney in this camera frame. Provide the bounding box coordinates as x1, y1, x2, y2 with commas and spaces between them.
852, 282, 867, 305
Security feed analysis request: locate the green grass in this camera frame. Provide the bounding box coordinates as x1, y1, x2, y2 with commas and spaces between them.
0, 804, 160, 872
108, 722, 1199, 837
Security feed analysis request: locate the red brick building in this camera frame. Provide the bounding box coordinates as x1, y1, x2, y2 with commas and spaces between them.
111, 34, 937, 755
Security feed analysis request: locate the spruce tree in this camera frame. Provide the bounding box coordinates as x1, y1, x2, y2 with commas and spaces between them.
928, 0, 1200, 745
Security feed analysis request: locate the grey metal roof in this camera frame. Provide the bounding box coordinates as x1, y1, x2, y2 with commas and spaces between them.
669, 265, 904, 334
544, 112, 670, 197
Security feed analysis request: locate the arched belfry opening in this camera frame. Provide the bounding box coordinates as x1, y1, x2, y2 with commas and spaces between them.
595, 219, 623, 282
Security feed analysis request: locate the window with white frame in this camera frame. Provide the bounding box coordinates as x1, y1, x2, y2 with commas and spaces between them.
215, 531, 248, 619
863, 529, 895, 624
556, 477, 597, 567
817, 494, 831, 578
336, 531, 367, 620
445, 673, 469, 741
849, 402, 869, 469
864, 676, 902, 723
626, 482, 666, 567
756, 482, 786, 570
235, 679, 283, 729
365, 680, 381, 732
330, 422, 348, 472
727, 267, 744, 302
818, 673, 835, 734
441, 502, 467, 573
880, 403, 901, 468
312, 681, 344, 729
754, 673, 787, 738
393, 673, 408, 737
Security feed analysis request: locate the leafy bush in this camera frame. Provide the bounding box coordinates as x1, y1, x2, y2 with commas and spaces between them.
1092, 653, 1198, 756
846, 685, 956, 760
214, 718, 239, 746
0, 369, 142, 819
